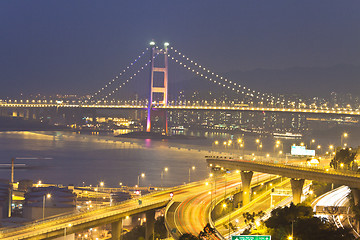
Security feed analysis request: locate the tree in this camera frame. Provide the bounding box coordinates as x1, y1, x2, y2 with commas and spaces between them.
330, 148, 357, 170
242, 210, 266, 232
179, 233, 199, 240
264, 203, 354, 240
198, 223, 216, 239
123, 225, 145, 240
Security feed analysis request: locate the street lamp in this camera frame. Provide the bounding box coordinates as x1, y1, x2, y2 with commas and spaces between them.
222, 202, 232, 238
138, 173, 145, 187
310, 139, 315, 149
329, 145, 334, 158
317, 145, 321, 155
341, 133, 348, 147
279, 150, 283, 157
43, 193, 51, 220
288, 220, 294, 240
274, 140, 283, 153
161, 167, 168, 188
64, 223, 72, 239
255, 139, 261, 153
188, 166, 195, 183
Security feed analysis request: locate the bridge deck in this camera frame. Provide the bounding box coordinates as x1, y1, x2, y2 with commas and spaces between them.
207, 158, 360, 189
1, 103, 359, 116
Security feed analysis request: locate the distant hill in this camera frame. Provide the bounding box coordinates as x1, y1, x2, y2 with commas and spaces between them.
170, 64, 360, 98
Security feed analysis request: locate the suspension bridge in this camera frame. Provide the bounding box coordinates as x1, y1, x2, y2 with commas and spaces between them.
0, 42, 359, 132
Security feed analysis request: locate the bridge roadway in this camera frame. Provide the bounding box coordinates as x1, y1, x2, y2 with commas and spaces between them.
165, 172, 249, 239
166, 172, 285, 239
1, 103, 360, 116
0, 175, 247, 240
206, 158, 360, 189
0, 186, 181, 240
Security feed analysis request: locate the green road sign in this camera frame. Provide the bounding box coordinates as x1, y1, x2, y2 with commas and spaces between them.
232, 236, 271, 240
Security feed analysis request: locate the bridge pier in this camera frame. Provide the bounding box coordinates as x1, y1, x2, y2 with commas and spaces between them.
290, 178, 304, 204
111, 218, 123, 240
145, 209, 155, 240
351, 188, 360, 205
351, 188, 360, 233
240, 171, 253, 205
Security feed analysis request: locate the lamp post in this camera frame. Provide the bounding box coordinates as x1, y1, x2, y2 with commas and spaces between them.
237, 138, 242, 150
42, 193, 51, 220
222, 203, 231, 239
310, 139, 315, 149
255, 139, 261, 153
161, 167, 168, 188
287, 220, 294, 240
64, 223, 72, 239
317, 145, 321, 156
188, 166, 195, 183
329, 145, 334, 158
341, 133, 348, 147
137, 173, 145, 187
213, 141, 219, 152
274, 140, 282, 153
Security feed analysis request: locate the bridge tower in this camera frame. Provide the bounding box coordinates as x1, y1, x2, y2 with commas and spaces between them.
146, 41, 169, 134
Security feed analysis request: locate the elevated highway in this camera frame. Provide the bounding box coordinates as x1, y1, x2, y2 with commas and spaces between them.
0, 194, 170, 240
206, 158, 360, 188
206, 157, 360, 205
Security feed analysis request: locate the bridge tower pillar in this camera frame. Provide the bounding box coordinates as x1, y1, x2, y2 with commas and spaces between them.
240, 171, 253, 205
146, 41, 169, 134
145, 209, 156, 240
290, 178, 305, 204
111, 218, 123, 240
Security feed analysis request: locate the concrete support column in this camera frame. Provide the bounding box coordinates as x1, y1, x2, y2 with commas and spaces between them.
19, 110, 24, 118
351, 188, 360, 233
290, 178, 305, 205
145, 209, 155, 240
111, 218, 123, 240
24, 109, 30, 120
351, 188, 360, 205
240, 171, 253, 205
92, 110, 97, 125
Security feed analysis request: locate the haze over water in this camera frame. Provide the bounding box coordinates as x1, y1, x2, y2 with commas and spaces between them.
0, 131, 212, 188
0, 129, 359, 188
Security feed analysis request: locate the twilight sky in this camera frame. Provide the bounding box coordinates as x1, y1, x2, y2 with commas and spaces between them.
0, 1, 360, 98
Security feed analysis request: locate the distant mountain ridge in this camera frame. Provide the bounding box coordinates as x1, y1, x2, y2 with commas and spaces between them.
171, 64, 360, 98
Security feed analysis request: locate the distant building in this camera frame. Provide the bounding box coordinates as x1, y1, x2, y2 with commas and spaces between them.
22, 186, 76, 220
0, 181, 10, 219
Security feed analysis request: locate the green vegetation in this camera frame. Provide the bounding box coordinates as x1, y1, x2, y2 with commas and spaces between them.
198, 223, 216, 239
250, 203, 354, 240
122, 216, 168, 240
123, 224, 145, 240
330, 147, 357, 170
179, 233, 199, 240
242, 211, 266, 234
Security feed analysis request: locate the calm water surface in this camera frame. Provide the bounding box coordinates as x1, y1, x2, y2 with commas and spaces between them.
1, 129, 358, 188
0, 131, 212, 188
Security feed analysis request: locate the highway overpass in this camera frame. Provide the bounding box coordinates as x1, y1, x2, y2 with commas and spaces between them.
0, 193, 170, 240
206, 157, 360, 205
